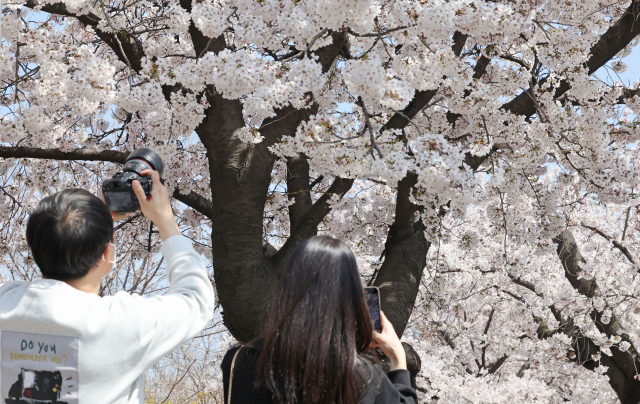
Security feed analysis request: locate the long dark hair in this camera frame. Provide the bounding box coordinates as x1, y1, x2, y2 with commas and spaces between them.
255, 235, 373, 404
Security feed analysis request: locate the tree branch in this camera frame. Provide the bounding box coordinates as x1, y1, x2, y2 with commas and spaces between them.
553, 230, 598, 298
501, 0, 640, 118
24, 1, 145, 72
0, 146, 127, 163
382, 31, 468, 133
0, 146, 214, 218
286, 154, 313, 230
272, 176, 355, 269
580, 222, 640, 269
554, 229, 640, 402
373, 172, 429, 336
367, 33, 473, 372
486, 355, 508, 375
507, 273, 542, 297
173, 190, 213, 219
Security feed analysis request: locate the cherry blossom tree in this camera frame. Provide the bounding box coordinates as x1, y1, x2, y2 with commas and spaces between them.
2, 0, 640, 402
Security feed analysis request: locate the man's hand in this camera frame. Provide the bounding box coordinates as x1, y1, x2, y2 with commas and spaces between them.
97, 187, 132, 222
132, 169, 181, 241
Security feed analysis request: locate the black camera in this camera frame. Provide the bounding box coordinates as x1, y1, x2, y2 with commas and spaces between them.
102, 148, 164, 213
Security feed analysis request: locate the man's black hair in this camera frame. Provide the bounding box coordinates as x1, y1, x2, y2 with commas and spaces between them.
26, 188, 114, 281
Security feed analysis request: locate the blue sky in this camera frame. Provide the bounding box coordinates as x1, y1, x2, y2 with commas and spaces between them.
595, 45, 640, 88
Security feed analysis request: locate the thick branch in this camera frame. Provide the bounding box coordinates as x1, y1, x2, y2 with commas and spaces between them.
371, 35, 472, 334
383, 31, 468, 132
258, 31, 350, 258
463, 143, 511, 171
501, 0, 640, 117
554, 229, 640, 403
553, 230, 598, 298
580, 222, 640, 269
373, 172, 429, 336
272, 176, 355, 269
203, 31, 351, 342
368, 31, 468, 375
473, 56, 492, 80
536, 312, 630, 399
0, 146, 127, 163
0, 146, 213, 218
173, 190, 213, 219
286, 154, 313, 231
486, 355, 508, 375
389, 172, 419, 241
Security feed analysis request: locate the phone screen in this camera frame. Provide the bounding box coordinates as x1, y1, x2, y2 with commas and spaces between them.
364, 287, 382, 333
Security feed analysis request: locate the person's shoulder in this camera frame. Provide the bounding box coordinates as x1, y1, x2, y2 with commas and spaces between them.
221, 345, 243, 372
356, 354, 382, 373
221, 344, 261, 372
0, 280, 27, 291
356, 355, 384, 383
0, 280, 50, 296
0, 281, 27, 302
224, 345, 242, 359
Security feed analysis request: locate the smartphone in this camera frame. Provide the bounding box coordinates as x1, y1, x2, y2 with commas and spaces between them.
364, 286, 382, 333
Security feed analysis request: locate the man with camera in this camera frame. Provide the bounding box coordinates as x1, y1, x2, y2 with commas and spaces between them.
0, 153, 215, 403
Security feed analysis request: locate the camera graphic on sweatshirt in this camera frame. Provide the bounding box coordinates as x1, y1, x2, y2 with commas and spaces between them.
5, 368, 68, 404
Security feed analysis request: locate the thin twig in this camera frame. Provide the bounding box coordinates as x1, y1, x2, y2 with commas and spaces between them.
97, 0, 133, 85
159, 359, 197, 404
497, 188, 508, 260
114, 212, 143, 231
392, 109, 423, 136
303, 129, 366, 144
281, 28, 329, 63
622, 206, 633, 241
520, 86, 549, 123
581, 222, 640, 270
14, 42, 23, 106
521, 168, 544, 213
359, 100, 384, 159
347, 25, 412, 38
507, 273, 543, 297
483, 307, 496, 335
419, 96, 444, 114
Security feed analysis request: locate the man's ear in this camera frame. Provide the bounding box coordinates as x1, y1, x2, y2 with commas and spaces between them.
97, 243, 115, 277
101, 243, 111, 262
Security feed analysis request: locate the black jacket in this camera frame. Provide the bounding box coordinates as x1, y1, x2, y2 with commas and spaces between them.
221, 346, 418, 404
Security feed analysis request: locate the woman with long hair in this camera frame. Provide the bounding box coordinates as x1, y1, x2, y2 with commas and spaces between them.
221, 235, 417, 404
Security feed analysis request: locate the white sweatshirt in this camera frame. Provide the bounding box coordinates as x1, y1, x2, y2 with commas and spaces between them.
0, 235, 215, 403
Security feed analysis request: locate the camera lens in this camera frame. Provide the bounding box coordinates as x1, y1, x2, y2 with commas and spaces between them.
123, 148, 164, 177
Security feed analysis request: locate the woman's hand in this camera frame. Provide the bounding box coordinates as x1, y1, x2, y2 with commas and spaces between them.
370, 311, 407, 371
